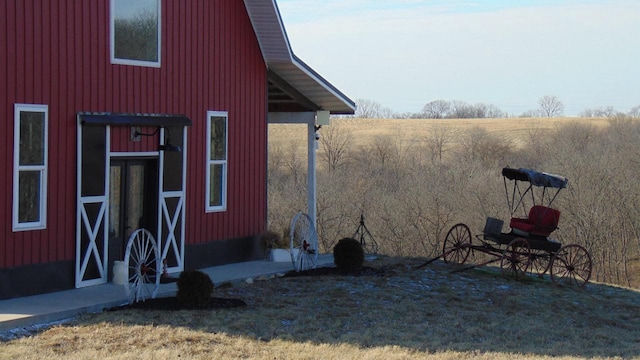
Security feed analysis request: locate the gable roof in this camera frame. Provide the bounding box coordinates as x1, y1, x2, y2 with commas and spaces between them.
243, 0, 356, 115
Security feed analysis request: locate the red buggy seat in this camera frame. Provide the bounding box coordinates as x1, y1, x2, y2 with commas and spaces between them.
510, 205, 561, 237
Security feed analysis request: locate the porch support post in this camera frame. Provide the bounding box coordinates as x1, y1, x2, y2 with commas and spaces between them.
269, 111, 326, 229
307, 120, 317, 228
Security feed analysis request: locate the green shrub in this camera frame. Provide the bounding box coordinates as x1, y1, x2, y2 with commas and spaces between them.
333, 237, 364, 272
176, 270, 213, 308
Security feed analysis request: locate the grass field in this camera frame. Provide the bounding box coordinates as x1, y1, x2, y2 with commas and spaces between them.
268, 117, 612, 150
1, 256, 639, 359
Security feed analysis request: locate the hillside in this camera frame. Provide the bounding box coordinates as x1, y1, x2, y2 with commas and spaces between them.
265, 116, 640, 290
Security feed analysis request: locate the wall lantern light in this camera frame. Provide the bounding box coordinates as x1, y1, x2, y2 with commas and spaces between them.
132, 127, 182, 152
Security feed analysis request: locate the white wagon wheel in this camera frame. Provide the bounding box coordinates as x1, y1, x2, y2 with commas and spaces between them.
123, 229, 161, 303
290, 212, 319, 271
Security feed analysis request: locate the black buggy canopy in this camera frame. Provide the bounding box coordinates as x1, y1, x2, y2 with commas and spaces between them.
502, 167, 568, 189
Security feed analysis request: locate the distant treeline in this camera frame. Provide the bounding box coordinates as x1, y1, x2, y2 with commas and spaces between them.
347, 97, 640, 120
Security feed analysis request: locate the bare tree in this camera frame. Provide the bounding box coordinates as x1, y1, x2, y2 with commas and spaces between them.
538, 95, 564, 117
426, 125, 455, 163
422, 100, 450, 119
284, 142, 305, 184
370, 136, 395, 167
355, 99, 393, 119
628, 105, 640, 118
580, 106, 618, 118
601, 106, 617, 117
458, 127, 487, 161
520, 109, 543, 118
318, 125, 351, 172
355, 99, 379, 118
579, 108, 596, 117
485, 104, 505, 118
448, 100, 473, 118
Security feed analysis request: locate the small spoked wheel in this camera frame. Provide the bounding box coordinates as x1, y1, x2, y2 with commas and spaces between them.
442, 223, 472, 264
529, 250, 551, 278
501, 238, 531, 279
124, 229, 161, 304
290, 212, 319, 271
550, 244, 592, 288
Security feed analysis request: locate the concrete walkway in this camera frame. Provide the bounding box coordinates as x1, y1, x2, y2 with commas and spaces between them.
0, 254, 334, 332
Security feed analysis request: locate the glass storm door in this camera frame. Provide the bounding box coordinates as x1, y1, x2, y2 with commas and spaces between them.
108, 159, 158, 281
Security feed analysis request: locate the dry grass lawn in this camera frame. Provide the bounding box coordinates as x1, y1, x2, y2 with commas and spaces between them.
2, 256, 640, 359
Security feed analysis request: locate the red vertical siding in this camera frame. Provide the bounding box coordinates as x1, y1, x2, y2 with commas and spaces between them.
0, 1, 8, 268
1, 0, 268, 268
1, 1, 11, 267
184, 0, 268, 245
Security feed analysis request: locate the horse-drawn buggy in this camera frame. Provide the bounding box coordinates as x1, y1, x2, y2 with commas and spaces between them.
440, 167, 592, 287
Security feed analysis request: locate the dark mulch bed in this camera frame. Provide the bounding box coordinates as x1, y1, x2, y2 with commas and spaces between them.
113, 266, 383, 311
284, 265, 384, 277
111, 296, 247, 311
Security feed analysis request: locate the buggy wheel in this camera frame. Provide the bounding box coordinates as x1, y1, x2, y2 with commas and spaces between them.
123, 229, 161, 304
500, 238, 531, 279
290, 212, 319, 272
530, 250, 551, 277
442, 223, 472, 264
550, 244, 592, 288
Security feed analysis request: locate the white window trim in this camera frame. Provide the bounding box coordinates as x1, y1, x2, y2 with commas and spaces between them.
110, 0, 162, 68
13, 103, 48, 231
205, 111, 228, 213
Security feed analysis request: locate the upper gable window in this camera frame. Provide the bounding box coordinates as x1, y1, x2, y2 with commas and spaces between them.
110, 0, 161, 67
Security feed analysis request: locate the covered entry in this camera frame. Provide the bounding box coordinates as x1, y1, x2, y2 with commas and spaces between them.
75, 113, 191, 288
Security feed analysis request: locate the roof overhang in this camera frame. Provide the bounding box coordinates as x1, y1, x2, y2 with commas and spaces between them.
244, 0, 355, 115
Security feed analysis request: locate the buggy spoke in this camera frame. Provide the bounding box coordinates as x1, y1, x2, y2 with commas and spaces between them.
529, 250, 551, 277
501, 238, 531, 279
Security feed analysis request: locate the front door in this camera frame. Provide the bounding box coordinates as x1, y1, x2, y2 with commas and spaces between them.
108, 158, 158, 281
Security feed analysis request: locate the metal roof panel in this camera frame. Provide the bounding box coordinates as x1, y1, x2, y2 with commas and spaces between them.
244, 0, 355, 114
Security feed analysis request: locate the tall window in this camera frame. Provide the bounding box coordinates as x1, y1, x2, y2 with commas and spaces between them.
13, 104, 48, 231
111, 0, 161, 67
206, 111, 228, 212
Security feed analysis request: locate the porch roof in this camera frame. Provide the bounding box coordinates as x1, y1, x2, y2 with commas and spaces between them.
244, 0, 356, 115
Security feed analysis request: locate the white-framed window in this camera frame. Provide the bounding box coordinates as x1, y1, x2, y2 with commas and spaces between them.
110, 0, 161, 67
206, 111, 228, 212
13, 104, 48, 231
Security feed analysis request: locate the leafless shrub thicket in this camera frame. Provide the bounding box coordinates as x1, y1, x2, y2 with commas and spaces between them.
267, 118, 640, 288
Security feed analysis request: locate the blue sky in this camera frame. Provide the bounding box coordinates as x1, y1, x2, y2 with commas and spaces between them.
277, 0, 640, 116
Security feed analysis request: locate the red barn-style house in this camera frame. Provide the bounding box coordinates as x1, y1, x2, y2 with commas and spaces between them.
0, 0, 354, 299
